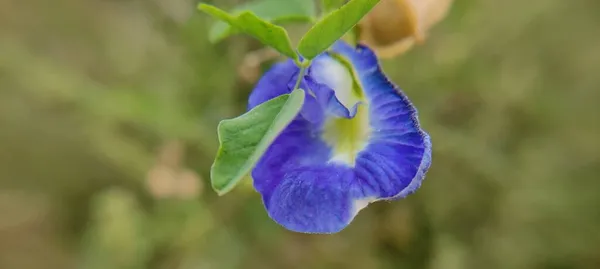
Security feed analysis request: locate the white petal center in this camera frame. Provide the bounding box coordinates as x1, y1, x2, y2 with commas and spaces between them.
311, 56, 362, 110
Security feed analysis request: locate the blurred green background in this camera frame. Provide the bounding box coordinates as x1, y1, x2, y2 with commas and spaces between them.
1, 0, 599, 268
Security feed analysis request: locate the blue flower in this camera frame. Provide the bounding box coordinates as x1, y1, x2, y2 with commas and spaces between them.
247, 42, 431, 234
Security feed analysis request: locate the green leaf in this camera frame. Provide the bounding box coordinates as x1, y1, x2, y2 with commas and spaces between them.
209, 0, 316, 43
322, 0, 347, 13
298, 0, 380, 59
198, 3, 299, 61
210, 89, 305, 195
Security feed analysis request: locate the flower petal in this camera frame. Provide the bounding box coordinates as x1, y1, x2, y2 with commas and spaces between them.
247, 60, 297, 110
265, 166, 358, 233
247, 59, 326, 125
251, 116, 363, 233
251, 118, 329, 195
309, 55, 359, 108
309, 55, 363, 118
330, 42, 431, 200
289, 75, 359, 119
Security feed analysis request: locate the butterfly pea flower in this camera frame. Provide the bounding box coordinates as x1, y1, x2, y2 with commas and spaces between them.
248, 41, 431, 234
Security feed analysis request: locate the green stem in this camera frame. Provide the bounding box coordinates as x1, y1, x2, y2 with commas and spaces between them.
292, 61, 310, 90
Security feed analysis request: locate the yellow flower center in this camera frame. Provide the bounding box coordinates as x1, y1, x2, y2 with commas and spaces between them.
317, 53, 371, 166
322, 104, 371, 166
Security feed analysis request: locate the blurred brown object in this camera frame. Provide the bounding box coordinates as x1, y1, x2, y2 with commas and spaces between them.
175, 169, 202, 199
358, 0, 453, 58
146, 165, 178, 199
237, 47, 280, 84
145, 140, 203, 199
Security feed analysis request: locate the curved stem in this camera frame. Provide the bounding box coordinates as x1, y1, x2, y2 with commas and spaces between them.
292, 61, 310, 90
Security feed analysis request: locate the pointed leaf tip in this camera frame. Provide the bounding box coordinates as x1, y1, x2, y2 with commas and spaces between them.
298, 0, 381, 59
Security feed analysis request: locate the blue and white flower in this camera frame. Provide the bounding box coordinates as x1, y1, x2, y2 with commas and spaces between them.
248, 41, 431, 234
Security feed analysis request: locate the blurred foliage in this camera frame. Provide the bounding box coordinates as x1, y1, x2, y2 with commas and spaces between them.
1, 0, 599, 269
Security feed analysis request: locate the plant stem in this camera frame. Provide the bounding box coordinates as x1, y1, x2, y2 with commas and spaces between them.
292, 61, 310, 90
